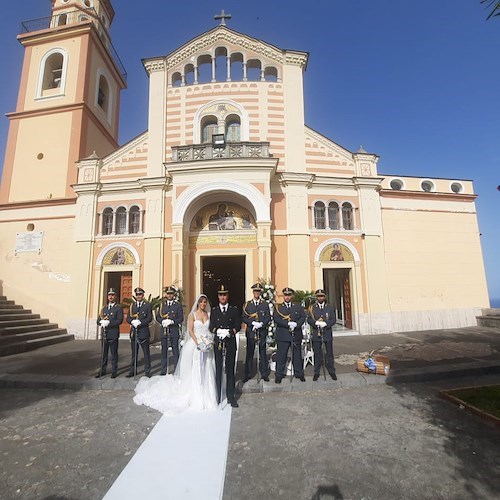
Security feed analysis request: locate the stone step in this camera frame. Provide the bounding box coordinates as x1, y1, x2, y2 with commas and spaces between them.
0, 328, 67, 346
0, 310, 33, 317
482, 308, 500, 317
0, 296, 7, 301
0, 333, 74, 357
0, 312, 39, 321
0, 323, 60, 336
0, 318, 49, 329
477, 316, 500, 329
0, 302, 20, 309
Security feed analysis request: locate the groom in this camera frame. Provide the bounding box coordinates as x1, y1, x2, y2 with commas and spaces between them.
209, 285, 241, 408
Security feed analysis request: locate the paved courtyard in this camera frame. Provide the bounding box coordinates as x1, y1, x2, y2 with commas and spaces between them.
1, 374, 499, 499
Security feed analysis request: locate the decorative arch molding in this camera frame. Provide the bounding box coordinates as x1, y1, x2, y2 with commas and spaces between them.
314, 238, 360, 264
96, 242, 140, 266
193, 99, 249, 143
173, 180, 270, 224
36, 47, 69, 99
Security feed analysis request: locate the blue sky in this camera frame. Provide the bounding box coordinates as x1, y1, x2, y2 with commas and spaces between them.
1, 0, 499, 303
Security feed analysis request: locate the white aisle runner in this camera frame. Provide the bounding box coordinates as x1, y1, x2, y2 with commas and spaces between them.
104, 406, 232, 500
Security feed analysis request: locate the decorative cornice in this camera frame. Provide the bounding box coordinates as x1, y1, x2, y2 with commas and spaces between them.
379, 189, 477, 202
143, 59, 166, 75
279, 172, 316, 188
0, 197, 76, 210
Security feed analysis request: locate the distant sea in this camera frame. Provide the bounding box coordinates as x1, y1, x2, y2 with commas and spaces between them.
490, 298, 500, 308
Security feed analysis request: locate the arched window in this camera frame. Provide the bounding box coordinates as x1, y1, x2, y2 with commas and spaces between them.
42, 52, 64, 91
450, 182, 463, 194
314, 202, 326, 229
197, 54, 212, 84
328, 202, 340, 230
129, 206, 141, 234
230, 53, 244, 81
57, 13, 68, 26
97, 74, 109, 113
342, 203, 353, 230
225, 114, 241, 142
172, 72, 182, 87
102, 208, 113, 235
264, 66, 278, 82
247, 59, 262, 81
421, 180, 435, 192
115, 207, 127, 234
185, 64, 195, 85
201, 115, 218, 143
390, 179, 404, 190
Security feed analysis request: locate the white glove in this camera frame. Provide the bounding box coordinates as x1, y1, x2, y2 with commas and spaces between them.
217, 328, 230, 339
319, 321, 327, 329
315, 320, 321, 327
131, 319, 141, 328
99, 319, 110, 328
288, 321, 297, 330
162, 319, 173, 327
252, 321, 263, 330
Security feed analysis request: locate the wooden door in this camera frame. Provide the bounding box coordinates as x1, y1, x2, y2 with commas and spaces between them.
343, 274, 352, 329
120, 274, 133, 333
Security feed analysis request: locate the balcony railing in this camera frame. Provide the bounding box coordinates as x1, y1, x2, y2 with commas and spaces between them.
171, 142, 271, 162
20, 8, 127, 82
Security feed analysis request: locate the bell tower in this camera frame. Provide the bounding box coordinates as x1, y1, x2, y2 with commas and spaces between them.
0, 0, 126, 203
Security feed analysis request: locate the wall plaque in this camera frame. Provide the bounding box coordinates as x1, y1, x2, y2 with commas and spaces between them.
15, 231, 43, 255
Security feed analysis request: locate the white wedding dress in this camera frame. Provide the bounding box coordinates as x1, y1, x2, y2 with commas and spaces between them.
133, 314, 218, 415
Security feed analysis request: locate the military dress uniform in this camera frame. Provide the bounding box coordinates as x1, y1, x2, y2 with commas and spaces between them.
307, 289, 337, 380
273, 287, 306, 382
241, 283, 271, 381
126, 288, 153, 377
156, 286, 184, 375
209, 285, 241, 407
96, 288, 123, 378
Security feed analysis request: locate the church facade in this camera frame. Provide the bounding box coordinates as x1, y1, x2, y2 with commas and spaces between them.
0, 0, 489, 339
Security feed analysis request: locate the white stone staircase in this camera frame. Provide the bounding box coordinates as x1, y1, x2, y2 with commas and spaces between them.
0, 295, 74, 356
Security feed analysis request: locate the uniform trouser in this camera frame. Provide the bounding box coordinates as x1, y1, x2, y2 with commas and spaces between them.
101, 338, 118, 373
276, 339, 304, 378
312, 339, 336, 376
130, 337, 151, 374
160, 332, 179, 373
245, 331, 269, 378
214, 339, 236, 403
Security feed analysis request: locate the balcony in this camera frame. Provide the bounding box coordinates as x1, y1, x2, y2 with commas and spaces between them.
20, 8, 127, 82
171, 142, 272, 163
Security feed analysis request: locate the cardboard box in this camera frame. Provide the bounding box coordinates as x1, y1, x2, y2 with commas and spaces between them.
356, 354, 390, 376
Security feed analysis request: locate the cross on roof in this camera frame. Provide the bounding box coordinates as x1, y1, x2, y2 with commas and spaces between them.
214, 9, 232, 26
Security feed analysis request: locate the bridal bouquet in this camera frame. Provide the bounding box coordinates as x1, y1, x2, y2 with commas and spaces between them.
198, 333, 214, 352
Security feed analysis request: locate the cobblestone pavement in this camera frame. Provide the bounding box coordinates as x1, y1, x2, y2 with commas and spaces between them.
0, 389, 159, 500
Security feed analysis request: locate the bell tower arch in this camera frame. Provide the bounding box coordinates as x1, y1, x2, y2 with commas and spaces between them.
0, 0, 126, 203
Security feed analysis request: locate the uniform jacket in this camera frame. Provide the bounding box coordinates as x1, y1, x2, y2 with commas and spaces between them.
307, 302, 336, 342
241, 299, 271, 337
209, 304, 241, 348
97, 303, 124, 340
273, 302, 305, 342
156, 300, 184, 337
127, 301, 153, 340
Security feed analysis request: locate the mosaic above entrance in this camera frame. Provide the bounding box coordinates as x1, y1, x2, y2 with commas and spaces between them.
190, 202, 256, 231
319, 243, 354, 262
102, 247, 136, 265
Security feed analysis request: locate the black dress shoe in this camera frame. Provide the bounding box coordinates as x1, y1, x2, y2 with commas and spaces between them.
299, 376, 306, 382
160, 372, 166, 376
145, 372, 152, 378
275, 377, 282, 384
243, 377, 251, 383
230, 400, 239, 408
95, 371, 106, 378
111, 372, 117, 379
263, 376, 270, 382
331, 373, 337, 380
313, 374, 319, 381
125, 372, 134, 378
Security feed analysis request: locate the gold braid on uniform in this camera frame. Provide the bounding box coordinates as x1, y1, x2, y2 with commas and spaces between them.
308, 304, 324, 323
242, 301, 258, 320
99, 307, 109, 321
276, 303, 292, 321
159, 299, 170, 319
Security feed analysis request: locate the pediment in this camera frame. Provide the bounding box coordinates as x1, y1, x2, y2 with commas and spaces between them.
305, 126, 354, 164
143, 26, 308, 73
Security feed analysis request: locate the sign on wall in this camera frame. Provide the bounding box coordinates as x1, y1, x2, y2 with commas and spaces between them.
15, 231, 43, 255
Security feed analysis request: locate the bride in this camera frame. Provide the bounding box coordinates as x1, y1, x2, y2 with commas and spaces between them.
133, 294, 218, 415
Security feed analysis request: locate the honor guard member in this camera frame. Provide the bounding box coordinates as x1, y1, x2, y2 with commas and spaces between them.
209, 285, 241, 407
241, 283, 271, 382
156, 286, 184, 375
96, 288, 123, 378
307, 289, 337, 380
126, 287, 153, 378
273, 287, 306, 383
